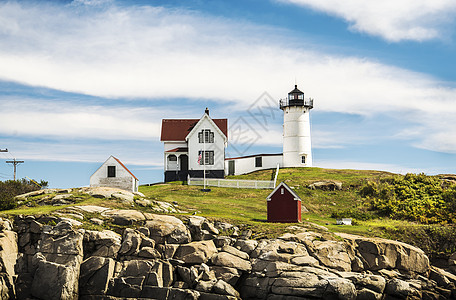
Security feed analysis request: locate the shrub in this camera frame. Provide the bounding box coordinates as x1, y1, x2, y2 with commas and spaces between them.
360, 173, 456, 224
0, 178, 48, 211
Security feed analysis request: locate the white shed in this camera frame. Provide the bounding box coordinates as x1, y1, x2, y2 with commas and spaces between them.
90, 156, 139, 192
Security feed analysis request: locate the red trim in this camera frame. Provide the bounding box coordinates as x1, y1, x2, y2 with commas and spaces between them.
112, 156, 139, 181
166, 147, 189, 153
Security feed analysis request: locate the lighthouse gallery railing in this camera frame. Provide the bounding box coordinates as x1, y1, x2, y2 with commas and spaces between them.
279, 98, 314, 109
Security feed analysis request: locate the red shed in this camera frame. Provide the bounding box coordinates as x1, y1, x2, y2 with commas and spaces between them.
266, 182, 302, 223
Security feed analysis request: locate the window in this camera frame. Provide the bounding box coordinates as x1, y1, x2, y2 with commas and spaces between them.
198, 150, 214, 165
198, 129, 214, 143
255, 156, 262, 168
168, 155, 177, 161
107, 166, 116, 177
281, 188, 284, 195
301, 156, 306, 164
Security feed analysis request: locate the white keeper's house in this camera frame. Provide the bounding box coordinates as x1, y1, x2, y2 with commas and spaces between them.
160, 108, 228, 182
160, 85, 313, 182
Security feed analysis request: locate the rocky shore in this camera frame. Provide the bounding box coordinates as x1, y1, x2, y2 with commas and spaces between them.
0, 209, 454, 299
0, 187, 455, 299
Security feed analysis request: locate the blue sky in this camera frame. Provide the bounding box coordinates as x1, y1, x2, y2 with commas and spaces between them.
1, 0, 456, 188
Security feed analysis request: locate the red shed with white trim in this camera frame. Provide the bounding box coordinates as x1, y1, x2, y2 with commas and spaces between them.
266, 182, 302, 223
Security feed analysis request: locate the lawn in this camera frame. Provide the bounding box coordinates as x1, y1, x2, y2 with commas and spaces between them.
138, 167, 393, 239
4, 167, 454, 259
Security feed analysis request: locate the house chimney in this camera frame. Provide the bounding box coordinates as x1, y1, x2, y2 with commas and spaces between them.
205, 107, 209, 115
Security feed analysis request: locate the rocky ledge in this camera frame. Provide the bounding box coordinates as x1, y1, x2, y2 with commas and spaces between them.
0, 206, 455, 299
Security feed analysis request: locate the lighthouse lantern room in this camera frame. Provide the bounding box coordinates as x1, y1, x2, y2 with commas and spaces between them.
280, 85, 313, 168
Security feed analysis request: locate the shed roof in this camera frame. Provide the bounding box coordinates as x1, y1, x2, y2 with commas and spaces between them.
112, 156, 138, 181
267, 181, 301, 201
160, 118, 228, 141
90, 155, 139, 182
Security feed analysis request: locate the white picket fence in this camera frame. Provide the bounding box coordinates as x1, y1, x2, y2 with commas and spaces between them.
188, 177, 275, 189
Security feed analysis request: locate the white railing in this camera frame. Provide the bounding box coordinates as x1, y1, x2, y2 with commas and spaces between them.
188, 177, 275, 189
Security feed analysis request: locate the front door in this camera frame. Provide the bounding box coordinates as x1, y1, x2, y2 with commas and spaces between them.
180, 155, 188, 171
228, 160, 235, 175
179, 154, 189, 180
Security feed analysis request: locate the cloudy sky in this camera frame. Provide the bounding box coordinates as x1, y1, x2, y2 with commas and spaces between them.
0, 0, 455, 188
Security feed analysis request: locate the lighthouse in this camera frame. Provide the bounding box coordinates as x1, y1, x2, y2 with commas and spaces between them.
280, 85, 313, 168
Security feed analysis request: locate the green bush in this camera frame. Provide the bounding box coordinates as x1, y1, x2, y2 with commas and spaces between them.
331, 208, 375, 221
0, 178, 48, 211
359, 173, 456, 224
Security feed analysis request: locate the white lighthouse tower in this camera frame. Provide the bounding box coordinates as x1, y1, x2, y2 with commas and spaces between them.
280, 85, 313, 168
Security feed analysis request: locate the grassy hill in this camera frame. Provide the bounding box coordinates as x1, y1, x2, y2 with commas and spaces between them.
140, 167, 456, 261
2, 167, 456, 262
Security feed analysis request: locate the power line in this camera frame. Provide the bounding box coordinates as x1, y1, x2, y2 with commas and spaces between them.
5, 159, 24, 181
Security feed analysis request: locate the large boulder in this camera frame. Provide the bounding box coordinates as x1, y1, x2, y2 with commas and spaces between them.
338, 233, 430, 275
211, 266, 242, 286
117, 259, 174, 288
31, 221, 84, 300
31, 258, 80, 300
0, 227, 18, 299
187, 216, 219, 241
270, 272, 327, 298
250, 239, 308, 263
0, 229, 18, 280
38, 221, 83, 267
118, 228, 142, 257
79, 256, 115, 295
385, 278, 412, 299
221, 245, 249, 260
101, 209, 145, 226
339, 272, 386, 294
308, 181, 342, 191
212, 252, 252, 272
311, 240, 353, 272
174, 240, 218, 264
83, 230, 122, 258
213, 279, 240, 298
144, 214, 191, 244
234, 239, 258, 254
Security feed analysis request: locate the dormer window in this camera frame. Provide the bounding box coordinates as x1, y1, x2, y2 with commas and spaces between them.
198, 129, 214, 143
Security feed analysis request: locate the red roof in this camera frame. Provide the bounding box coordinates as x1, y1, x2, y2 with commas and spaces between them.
113, 156, 139, 181
160, 118, 228, 141
165, 147, 189, 153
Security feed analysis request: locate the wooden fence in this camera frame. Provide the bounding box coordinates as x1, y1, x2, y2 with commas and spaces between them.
187, 177, 275, 189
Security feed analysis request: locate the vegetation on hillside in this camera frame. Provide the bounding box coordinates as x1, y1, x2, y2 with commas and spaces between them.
0, 179, 48, 210
360, 173, 456, 224
2, 168, 456, 261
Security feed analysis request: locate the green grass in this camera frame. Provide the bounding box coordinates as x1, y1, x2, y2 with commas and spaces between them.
139, 168, 394, 239
3, 167, 455, 259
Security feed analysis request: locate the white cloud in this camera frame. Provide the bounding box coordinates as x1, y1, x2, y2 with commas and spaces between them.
0, 99, 162, 140
0, 137, 164, 166
280, 0, 456, 42
0, 1, 456, 157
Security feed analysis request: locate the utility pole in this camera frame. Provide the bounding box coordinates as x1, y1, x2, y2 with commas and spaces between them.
6, 159, 24, 181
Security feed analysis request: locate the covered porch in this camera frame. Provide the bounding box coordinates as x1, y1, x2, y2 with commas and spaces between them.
164, 147, 189, 182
